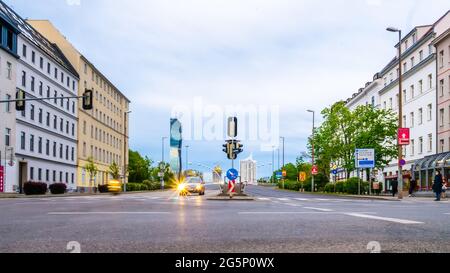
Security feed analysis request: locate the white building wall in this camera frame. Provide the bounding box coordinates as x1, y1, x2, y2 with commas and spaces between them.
13, 35, 78, 191
240, 159, 257, 185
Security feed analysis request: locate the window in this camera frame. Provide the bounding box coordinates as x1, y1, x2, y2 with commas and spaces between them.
47, 62, 51, 74
389, 98, 393, 109
60, 144, 63, 159
403, 62, 407, 72
30, 167, 34, 181
442, 109, 446, 127
30, 134, 34, 152
440, 139, 445, 153
60, 95, 64, 107
5, 94, 11, 112
60, 118, 63, 132
21, 71, 26, 87
61, 72, 64, 83
20, 132, 25, 150
428, 134, 433, 152
47, 86, 50, 98
419, 137, 423, 154
84, 63, 88, 74
419, 50, 423, 62
405, 40, 408, 51
53, 170, 56, 182
54, 91, 57, 104
38, 168, 42, 181
38, 108, 42, 123
46, 170, 49, 182
53, 115, 57, 129
72, 102, 75, 113
440, 50, 444, 68
410, 139, 415, 156
440, 79, 445, 97
429, 44, 433, 55
412, 33, 417, 43
66, 145, 69, 160
31, 51, 35, 63
402, 90, 406, 104
60, 172, 62, 183
39, 82, 43, 96
38, 137, 42, 154
31, 76, 35, 92
410, 56, 414, 67
419, 80, 423, 93
39, 57, 43, 69
72, 123, 75, 136
410, 85, 414, 99
22, 44, 27, 57
83, 142, 86, 157
66, 172, 68, 184
30, 104, 35, 121
71, 173, 74, 184
46, 139, 50, 156
5, 128, 11, 146
427, 104, 432, 121
71, 147, 74, 161
418, 108, 423, 125
54, 67, 58, 79
46, 112, 50, 126
53, 142, 57, 157
428, 74, 433, 89
6, 62, 12, 79
66, 121, 69, 134
410, 112, 414, 128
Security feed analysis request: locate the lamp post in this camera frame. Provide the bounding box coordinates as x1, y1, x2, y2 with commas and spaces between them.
307, 110, 315, 192
387, 26, 404, 199
123, 111, 131, 192
280, 137, 285, 170
272, 146, 275, 184
185, 145, 189, 171
161, 136, 168, 190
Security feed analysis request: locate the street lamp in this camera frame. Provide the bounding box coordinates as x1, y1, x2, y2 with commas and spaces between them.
307, 110, 315, 192
387, 26, 404, 199
160, 136, 168, 190
123, 110, 131, 192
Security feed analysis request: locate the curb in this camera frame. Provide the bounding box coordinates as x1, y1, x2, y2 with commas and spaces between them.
207, 195, 255, 201
0, 190, 171, 199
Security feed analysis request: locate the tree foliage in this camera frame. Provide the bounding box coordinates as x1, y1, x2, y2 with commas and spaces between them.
309, 101, 397, 178
128, 150, 153, 183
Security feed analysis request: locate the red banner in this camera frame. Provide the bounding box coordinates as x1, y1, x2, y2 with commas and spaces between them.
398, 128, 410, 146
0, 166, 4, 193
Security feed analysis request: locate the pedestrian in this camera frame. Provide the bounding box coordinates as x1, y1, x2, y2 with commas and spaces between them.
433, 170, 443, 201
391, 180, 398, 197
442, 180, 447, 200
409, 179, 417, 197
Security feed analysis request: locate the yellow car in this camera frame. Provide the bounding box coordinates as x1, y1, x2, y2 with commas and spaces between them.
107, 179, 122, 195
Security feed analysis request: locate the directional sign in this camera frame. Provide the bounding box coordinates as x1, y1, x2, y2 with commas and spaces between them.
276, 172, 283, 180
398, 128, 410, 146
226, 168, 239, 181
355, 149, 375, 169
312, 165, 319, 175
282, 170, 287, 178
228, 180, 236, 193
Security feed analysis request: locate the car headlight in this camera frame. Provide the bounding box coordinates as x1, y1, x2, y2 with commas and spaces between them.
177, 183, 186, 191
196, 184, 202, 190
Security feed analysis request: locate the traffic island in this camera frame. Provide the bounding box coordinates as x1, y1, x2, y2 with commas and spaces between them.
207, 193, 254, 201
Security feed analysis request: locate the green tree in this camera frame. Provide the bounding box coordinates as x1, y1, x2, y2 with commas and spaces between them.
128, 150, 153, 183
109, 161, 120, 180
151, 162, 175, 187
85, 157, 98, 190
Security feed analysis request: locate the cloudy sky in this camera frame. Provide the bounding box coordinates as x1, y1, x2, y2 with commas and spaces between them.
6, 0, 450, 178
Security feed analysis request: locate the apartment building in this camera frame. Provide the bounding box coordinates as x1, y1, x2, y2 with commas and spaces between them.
27, 20, 130, 191
0, 11, 18, 192
0, 1, 79, 192
344, 11, 450, 192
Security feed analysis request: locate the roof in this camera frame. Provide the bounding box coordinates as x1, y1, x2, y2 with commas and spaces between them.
0, 0, 79, 78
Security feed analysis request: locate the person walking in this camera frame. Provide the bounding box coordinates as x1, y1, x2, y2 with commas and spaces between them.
433, 170, 443, 201
442, 179, 447, 200
391, 180, 398, 197
409, 179, 417, 197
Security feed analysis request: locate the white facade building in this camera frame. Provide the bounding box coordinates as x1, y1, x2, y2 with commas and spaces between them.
240, 154, 257, 185
1, 3, 79, 192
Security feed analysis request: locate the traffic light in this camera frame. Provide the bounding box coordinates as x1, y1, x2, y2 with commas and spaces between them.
82, 90, 93, 110
234, 142, 244, 155
222, 140, 243, 160
16, 89, 26, 111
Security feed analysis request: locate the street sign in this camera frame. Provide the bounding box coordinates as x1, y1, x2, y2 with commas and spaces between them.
355, 149, 375, 169
398, 128, 410, 146
299, 172, 306, 182
282, 170, 287, 178
228, 180, 236, 193
399, 159, 406, 166
331, 164, 338, 175
332, 169, 338, 175
226, 168, 239, 181
312, 165, 318, 175
0, 166, 4, 193
276, 172, 283, 180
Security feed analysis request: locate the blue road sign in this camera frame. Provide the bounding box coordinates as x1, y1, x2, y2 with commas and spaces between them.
332, 169, 338, 175
276, 172, 283, 180
355, 149, 375, 169
226, 168, 239, 181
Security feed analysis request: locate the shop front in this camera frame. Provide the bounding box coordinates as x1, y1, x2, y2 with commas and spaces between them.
412, 152, 450, 191
383, 172, 411, 194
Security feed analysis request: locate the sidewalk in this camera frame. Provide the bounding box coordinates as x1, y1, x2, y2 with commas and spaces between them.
0, 189, 170, 199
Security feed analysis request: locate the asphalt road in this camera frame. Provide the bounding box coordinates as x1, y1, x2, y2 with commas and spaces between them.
0, 184, 449, 253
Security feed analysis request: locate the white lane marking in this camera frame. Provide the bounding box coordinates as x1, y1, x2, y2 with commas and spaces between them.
344, 213, 424, 224
294, 198, 310, 201
304, 207, 334, 212
285, 203, 302, 207
444, 213, 450, 215
257, 197, 271, 201
48, 212, 171, 215
277, 198, 290, 201
316, 199, 331, 201
238, 212, 333, 215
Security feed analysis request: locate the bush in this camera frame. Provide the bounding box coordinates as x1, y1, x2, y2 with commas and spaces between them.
23, 182, 48, 195
49, 183, 67, 194
303, 180, 312, 192
143, 180, 161, 191
323, 183, 335, 193
335, 181, 345, 193
344, 178, 362, 194
126, 183, 149, 192
98, 184, 109, 193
